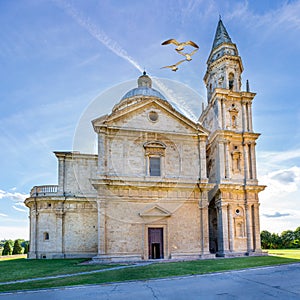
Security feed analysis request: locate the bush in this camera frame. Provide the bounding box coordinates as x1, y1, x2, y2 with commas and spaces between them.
12, 240, 23, 255
2, 241, 12, 255
23, 242, 29, 254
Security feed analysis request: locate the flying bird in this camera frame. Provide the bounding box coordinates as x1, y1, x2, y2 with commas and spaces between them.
161, 39, 199, 51
161, 59, 186, 72
177, 48, 199, 61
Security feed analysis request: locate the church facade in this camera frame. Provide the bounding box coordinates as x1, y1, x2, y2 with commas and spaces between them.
25, 20, 266, 260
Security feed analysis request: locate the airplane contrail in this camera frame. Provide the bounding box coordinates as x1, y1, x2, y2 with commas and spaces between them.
53, 1, 197, 121
53, 0, 143, 72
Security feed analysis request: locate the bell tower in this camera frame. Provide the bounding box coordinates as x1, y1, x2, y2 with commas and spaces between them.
200, 19, 266, 257
204, 18, 243, 100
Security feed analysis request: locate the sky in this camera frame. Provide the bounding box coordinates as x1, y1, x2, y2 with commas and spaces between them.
0, 0, 300, 240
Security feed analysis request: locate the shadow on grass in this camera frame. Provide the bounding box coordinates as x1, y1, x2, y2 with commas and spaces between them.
0, 255, 299, 293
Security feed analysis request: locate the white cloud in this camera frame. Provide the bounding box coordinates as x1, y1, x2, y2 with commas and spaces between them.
259, 148, 300, 165
257, 147, 300, 233
259, 166, 300, 197
0, 213, 8, 217
0, 190, 28, 202
12, 205, 27, 213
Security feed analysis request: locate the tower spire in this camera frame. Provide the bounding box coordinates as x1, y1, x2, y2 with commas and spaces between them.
212, 18, 232, 50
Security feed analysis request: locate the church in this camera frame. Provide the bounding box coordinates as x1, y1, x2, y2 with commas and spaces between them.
25, 19, 266, 260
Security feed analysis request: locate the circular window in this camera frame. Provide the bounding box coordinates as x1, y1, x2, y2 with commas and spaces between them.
148, 111, 158, 122
235, 209, 240, 215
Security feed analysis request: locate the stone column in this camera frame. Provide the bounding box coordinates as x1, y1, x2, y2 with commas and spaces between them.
57, 156, 65, 194
248, 144, 253, 179
242, 102, 247, 131
224, 141, 231, 179
218, 142, 225, 182
199, 191, 210, 255
198, 136, 207, 180
227, 204, 234, 251
248, 103, 253, 131
245, 203, 253, 252
97, 199, 106, 255
55, 209, 64, 257
243, 142, 250, 180
217, 99, 222, 129
250, 143, 257, 180
216, 201, 229, 255
221, 99, 226, 129
253, 203, 262, 251
98, 130, 107, 175
29, 208, 38, 258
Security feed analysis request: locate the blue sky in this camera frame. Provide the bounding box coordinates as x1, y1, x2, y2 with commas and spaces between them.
1, 0, 300, 240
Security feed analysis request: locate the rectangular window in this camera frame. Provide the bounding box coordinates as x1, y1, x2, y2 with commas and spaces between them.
149, 157, 161, 176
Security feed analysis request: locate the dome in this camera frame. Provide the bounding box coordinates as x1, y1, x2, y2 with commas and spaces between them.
121, 72, 166, 101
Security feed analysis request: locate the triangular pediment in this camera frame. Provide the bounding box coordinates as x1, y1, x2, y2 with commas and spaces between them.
92, 97, 209, 136
139, 205, 171, 218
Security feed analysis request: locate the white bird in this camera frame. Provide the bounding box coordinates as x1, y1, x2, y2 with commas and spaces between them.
176, 48, 199, 61
161, 59, 186, 72
161, 39, 199, 51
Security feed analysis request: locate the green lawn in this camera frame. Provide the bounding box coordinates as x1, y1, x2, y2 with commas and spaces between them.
268, 249, 300, 259
0, 253, 300, 293
0, 254, 27, 261
0, 258, 117, 283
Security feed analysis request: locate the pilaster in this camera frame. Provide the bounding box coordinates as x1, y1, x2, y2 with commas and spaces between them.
217, 141, 225, 182
97, 199, 106, 255
253, 203, 262, 251
98, 129, 107, 175
55, 209, 65, 256
216, 200, 229, 256
199, 190, 211, 256
224, 141, 231, 179
245, 203, 253, 252
243, 142, 250, 180
198, 135, 208, 180
228, 204, 234, 251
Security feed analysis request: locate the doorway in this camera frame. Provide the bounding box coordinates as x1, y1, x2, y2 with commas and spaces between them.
148, 228, 163, 259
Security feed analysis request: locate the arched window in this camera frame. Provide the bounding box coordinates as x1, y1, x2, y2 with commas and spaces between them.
229, 73, 234, 90
44, 232, 49, 240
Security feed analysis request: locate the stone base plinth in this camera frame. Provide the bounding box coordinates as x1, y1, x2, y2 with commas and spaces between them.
93, 254, 142, 263
216, 250, 268, 258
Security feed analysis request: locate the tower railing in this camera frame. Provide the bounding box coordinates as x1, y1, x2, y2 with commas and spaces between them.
30, 185, 58, 197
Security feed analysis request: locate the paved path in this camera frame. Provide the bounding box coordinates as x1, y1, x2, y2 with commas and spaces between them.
1, 263, 300, 299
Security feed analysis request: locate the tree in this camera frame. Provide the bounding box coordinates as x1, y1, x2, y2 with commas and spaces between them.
12, 240, 23, 255
294, 227, 300, 240
2, 241, 12, 255
270, 233, 282, 249
23, 241, 29, 254
281, 230, 296, 248
261, 230, 272, 249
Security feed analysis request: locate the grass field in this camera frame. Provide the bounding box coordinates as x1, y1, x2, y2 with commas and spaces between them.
268, 249, 300, 259
0, 254, 27, 261
0, 250, 299, 293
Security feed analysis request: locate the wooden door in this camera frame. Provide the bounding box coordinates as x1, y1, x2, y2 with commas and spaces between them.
148, 228, 163, 259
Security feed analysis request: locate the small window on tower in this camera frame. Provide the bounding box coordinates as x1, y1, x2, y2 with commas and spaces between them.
229, 73, 234, 90
149, 157, 161, 176
44, 232, 49, 241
